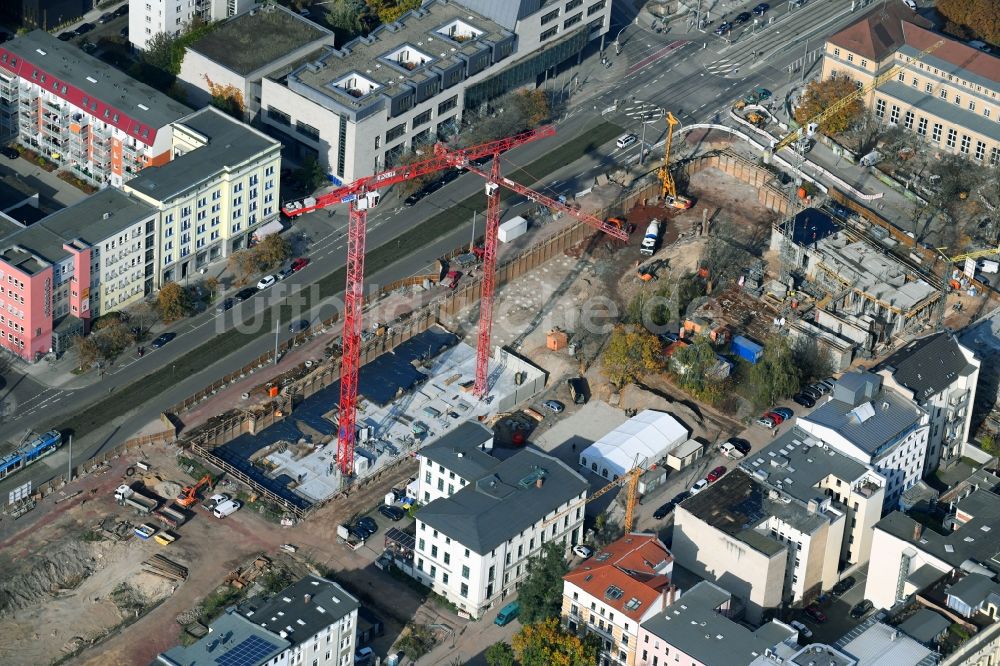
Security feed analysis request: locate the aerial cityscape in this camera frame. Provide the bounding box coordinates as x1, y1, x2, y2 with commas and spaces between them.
0, 0, 997, 664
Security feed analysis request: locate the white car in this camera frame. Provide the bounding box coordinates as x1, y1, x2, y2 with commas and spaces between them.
790, 620, 813, 638
213, 499, 242, 518
690, 479, 709, 495
204, 493, 230, 510
573, 545, 594, 559
257, 275, 276, 290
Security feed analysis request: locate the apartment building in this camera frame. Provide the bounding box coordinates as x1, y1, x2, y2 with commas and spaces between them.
0, 30, 192, 186
562, 533, 678, 666
415, 421, 495, 504
637, 581, 799, 666
157, 574, 359, 666
864, 485, 1000, 610
741, 427, 887, 568
130, 0, 257, 51
876, 332, 980, 473
797, 371, 930, 509
123, 106, 282, 282
0, 187, 157, 361
672, 469, 849, 623
822, 2, 1000, 165
413, 447, 587, 619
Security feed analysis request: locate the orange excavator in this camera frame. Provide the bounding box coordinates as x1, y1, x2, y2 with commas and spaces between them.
175, 474, 212, 508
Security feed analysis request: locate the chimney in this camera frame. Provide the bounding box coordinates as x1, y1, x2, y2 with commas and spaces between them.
536, 476, 544, 488
913, 523, 923, 541
304, 594, 312, 604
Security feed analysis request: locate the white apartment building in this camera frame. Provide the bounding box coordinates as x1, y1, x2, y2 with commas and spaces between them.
130, 0, 257, 51
672, 468, 852, 623
414, 447, 587, 619
0, 30, 191, 187
124, 106, 282, 283
797, 371, 930, 510
562, 533, 677, 666
157, 575, 359, 666
876, 332, 980, 473
415, 421, 495, 504
864, 486, 1000, 611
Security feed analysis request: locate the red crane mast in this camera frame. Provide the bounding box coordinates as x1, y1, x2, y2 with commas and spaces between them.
281, 126, 628, 475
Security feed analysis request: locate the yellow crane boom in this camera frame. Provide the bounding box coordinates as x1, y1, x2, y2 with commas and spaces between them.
658, 112, 693, 210
771, 39, 944, 155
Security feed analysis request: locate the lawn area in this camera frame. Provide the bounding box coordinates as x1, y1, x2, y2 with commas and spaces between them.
62, 119, 623, 438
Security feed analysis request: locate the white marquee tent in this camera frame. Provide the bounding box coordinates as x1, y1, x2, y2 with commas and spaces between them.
578, 409, 689, 480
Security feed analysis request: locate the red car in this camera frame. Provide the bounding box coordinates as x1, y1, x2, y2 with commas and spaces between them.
765, 411, 785, 425
290, 257, 310, 271
707, 465, 727, 483
805, 604, 828, 623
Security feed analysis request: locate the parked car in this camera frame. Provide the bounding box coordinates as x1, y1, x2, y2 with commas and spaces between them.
277, 266, 294, 280
729, 438, 751, 456
347, 524, 369, 541
81, 41, 97, 53
804, 604, 828, 623
355, 646, 374, 665
756, 415, 776, 429
671, 490, 691, 505
573, 545, 594, 558
213, 499, 242, 518
793, 393, 816, 408
288, 319, 310, 333
234, 287, 257, 303
719, 441, 744, 459
653, 501, 677, 519
403, 191, 425, 207
215, 297, 235, 314
356, 516, 378, 536
772, 407, 794, 421
714, 21, 732, 35
819, 378, 836, 390
98, 12, 114, 23
790, 620, 812, 638
58, 31, 76, 41
800, 386, 823, 400
1, 146, 18, 160
76, 22, 95, 34
543, 399, 565, 413
850, 599, 873, 619
690, 479, 709, 495
257, 275, 276, 290
752, 3, 770, 15
707, 466, 727, 483
764, 411, 785, 425
734, 11, 752, 23
378, 505, 405, 521
810, 382, 831, 396
150, 332, 176, 349
113, 4, 129, 16
494, 601, 520, 627
203, 493, 230, 511
832, 576, 856, 596
290, 257, 309, 271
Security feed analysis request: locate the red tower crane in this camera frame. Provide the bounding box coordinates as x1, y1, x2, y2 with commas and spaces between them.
282, 127, 628, 475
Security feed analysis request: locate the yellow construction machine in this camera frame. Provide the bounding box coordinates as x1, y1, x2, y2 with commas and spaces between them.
659, 112, 693, 210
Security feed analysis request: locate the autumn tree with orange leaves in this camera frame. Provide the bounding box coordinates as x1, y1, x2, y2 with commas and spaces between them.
512, 618, 600, 666
204, 75, 245, 119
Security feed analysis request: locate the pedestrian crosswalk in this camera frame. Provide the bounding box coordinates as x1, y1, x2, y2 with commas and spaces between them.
705, 57, 742, 75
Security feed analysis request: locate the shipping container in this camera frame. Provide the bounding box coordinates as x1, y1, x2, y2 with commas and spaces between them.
498, 216, 528, 243
732, 335, 764, 364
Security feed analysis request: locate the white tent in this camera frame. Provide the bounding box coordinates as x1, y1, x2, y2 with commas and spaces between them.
578, 409, 689, 480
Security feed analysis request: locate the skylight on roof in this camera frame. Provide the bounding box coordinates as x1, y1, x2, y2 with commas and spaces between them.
438, 19, 483, 43
605, 585, 624, 601
945, 544, 955, 553
385, 45, 432, 71
333, 72, 381, 98
624, 597, 642, 611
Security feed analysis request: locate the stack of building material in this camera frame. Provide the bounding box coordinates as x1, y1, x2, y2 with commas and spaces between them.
143, 555, 188, 581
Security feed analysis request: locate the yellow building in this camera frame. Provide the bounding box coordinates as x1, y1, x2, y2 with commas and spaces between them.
821, 2, 999, 165
124, 106, 283, 286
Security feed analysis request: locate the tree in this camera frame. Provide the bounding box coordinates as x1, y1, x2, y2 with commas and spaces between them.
300, 155, 329, 192
937, 0, 1000, 45
228, 249, 259, 286
485, 641, 517, 666
511, 89, 551, 127
204, 75, 245, 119
517, 541, 569, 624
254, 233, 292, 270
671, 336, 719, 393
841, 110, 885, 156
791, 335, 834, 384
127, 301, 158, 337
157, 282, 192, 322
204, 275, 220, 300
980, 433, 999, 458
512, 618, 600, 666
73, 335, 101, 370
323, 0, 376, 36
393, 622, 434, 659
602, 325, 665, 389
365, 0, 421, 24
793, 77, 864, 135
141, 32, 176, 71
748, 336, 801, 409
99, 323, 137, 359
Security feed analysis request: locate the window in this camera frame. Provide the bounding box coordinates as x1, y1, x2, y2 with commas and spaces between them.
889, 104, 900, 124
861, 59, 868, 68
917, 117, 927, 136
566, 0, 583, 8
954, 95, 962, 106
412, 109, 432, 128
946, 128, 957, 148
587, 0, 606, 15
444, 553, 450, 564
541, 8, 559, 23
925, 82, 933, 93
267, 107, 291, 125
386, 123, 405, 142
462, 565, 470, 579
564, 13, 582, 28
991, 147, 1000, 166
833, 48, 841, 57
968, 100, 976, 111
960, 134, 970, 154
932, 122, 942, 142
875, 98, 886, 118
541, 26, 558, 40
903, 110, 914, 129
939, 89, 947, 100
442, 572, 449, 584
296, 121, 320, 141
985, 108, 992, 119
460, 583, 468, 597
431, 545, 438, 557
847, 54, 854, 63
910, 76, 917, 87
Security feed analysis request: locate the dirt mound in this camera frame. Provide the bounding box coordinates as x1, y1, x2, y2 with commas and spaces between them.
0, 539, 104, 616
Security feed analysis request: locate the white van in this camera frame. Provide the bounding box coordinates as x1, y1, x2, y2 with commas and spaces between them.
213, 499, 242, 518
616, 134, 638, 149
902, 0, 916, 10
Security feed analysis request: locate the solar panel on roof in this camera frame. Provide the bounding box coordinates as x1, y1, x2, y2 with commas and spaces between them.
214, 635, 281, 666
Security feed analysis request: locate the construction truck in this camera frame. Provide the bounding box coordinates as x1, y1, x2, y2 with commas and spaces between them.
640, 219, 661, 256
154, 504, 188, 529
115, 484, 160, 515
659, 112, 694, 210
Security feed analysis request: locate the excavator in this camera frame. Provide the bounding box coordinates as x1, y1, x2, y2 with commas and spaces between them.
175, 474, 213, 508
658, 112, 693, 210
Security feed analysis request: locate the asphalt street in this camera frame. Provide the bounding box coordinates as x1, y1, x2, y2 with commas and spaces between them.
0, 0, 886, 498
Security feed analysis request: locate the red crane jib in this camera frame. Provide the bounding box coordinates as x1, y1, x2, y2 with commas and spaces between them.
281, 126, 558, 217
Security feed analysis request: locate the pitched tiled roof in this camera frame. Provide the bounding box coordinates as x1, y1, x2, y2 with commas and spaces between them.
827, 1, 932, 61
563, 533, 675, 621
901, 22, 1000, 84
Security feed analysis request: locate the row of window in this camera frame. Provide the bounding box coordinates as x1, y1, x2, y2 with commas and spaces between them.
875, 98, 999, 164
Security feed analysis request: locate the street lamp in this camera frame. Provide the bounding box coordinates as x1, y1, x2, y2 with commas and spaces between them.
614, 18, 636, 56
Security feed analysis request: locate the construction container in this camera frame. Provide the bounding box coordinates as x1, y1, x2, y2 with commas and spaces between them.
732, 335, 764, 364
546, 328, 568, 351
498, 216, 528, 242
